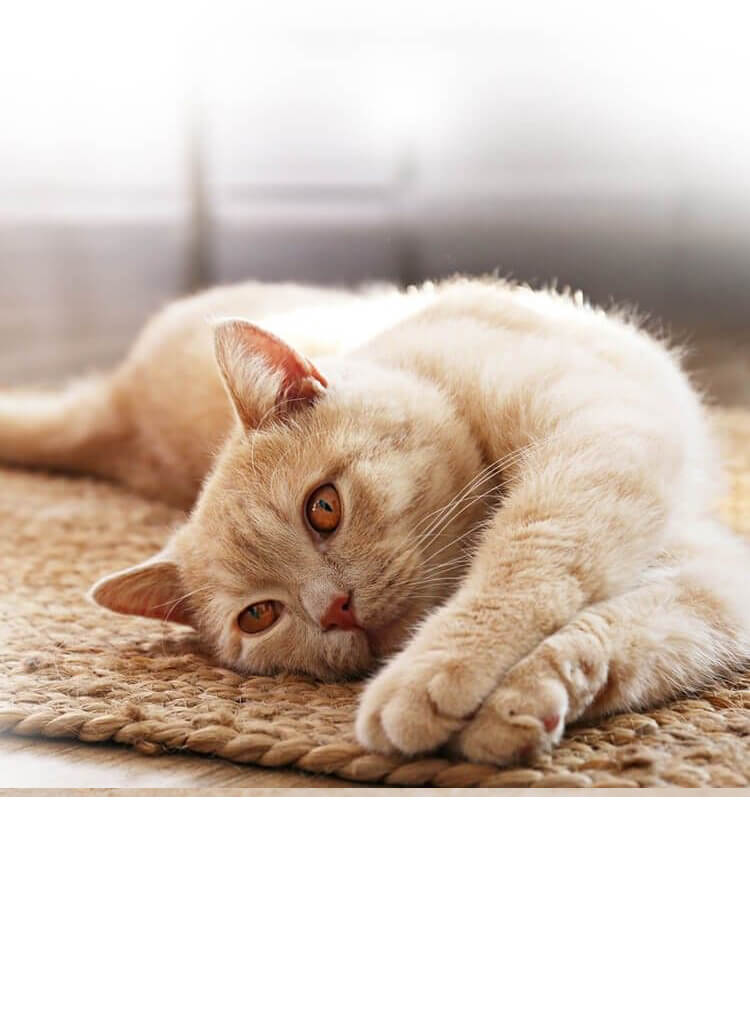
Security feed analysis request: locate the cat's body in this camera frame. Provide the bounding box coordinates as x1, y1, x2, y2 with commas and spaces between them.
2, 277, 749, 764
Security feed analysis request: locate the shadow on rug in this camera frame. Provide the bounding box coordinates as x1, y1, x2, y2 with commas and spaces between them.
2, 410, 750, 788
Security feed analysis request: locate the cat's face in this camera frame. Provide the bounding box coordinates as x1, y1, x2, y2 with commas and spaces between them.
92, 320, 485, 680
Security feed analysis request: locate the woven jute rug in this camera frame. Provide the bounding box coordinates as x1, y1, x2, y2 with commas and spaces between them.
2, 409, 750, 788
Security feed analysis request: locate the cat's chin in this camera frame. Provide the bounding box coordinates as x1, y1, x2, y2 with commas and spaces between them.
309, 623, 406, 683
309, 627, 375, 682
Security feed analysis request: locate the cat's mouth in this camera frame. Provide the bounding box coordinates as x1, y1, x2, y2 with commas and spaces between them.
320, 589, 412, 662
315, 593, 429, 679
320, 617, 401, 675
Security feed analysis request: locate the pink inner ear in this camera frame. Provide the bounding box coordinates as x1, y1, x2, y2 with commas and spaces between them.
214, 319, 328, 429
232, 322, 328, 405
250, 326, 328, 398
90, 560, 193, 626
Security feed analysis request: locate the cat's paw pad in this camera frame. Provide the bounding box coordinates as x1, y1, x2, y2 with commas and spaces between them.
456, 678, 568, 766
355, 657, 464, 755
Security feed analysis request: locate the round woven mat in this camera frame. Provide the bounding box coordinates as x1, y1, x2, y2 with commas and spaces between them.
2, 409, 750, 788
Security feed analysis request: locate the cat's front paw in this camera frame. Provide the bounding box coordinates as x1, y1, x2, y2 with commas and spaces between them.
354, 623, 572, 763
355, 602, 512, 756
355, 651, 468, 755
455, 673, 569, 766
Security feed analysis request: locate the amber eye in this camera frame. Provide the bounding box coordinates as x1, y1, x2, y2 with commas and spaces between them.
237, 601, 279, 634
305, 483, 341, 534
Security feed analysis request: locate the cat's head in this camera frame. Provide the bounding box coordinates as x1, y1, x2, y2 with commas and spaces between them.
91, 319, 485, 680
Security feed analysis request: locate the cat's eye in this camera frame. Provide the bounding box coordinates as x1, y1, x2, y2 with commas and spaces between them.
305, 483, 341, 534
237, 600, 280, 634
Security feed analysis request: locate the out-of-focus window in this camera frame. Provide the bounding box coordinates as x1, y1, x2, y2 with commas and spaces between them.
1, 3, 749, 381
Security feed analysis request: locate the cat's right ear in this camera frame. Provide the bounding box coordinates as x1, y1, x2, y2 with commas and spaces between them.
88, 551, 194, 625
211, 318, 328, 430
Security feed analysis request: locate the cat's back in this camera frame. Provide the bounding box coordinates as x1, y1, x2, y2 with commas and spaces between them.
367, 277, 692, 402
362, 277, 711, 486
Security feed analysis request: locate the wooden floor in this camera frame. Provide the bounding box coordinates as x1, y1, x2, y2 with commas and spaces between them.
2, 316, 748, 790
0, 735, 350, 789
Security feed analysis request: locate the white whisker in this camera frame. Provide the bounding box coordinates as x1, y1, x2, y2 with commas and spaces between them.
160, 584, 209, 625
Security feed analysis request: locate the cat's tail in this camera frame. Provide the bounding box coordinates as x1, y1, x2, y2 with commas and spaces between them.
0, 376, 126, 478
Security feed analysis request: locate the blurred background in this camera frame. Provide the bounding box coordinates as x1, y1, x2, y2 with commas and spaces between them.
2, 1, 748, 401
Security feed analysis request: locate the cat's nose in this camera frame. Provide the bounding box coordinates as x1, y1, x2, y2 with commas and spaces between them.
321, 592, 359, 632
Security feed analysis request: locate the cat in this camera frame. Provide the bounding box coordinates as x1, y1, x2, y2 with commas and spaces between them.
2, 276, 749, 766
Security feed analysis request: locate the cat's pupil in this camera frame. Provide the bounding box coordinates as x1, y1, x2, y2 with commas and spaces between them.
306, 483, 341, 534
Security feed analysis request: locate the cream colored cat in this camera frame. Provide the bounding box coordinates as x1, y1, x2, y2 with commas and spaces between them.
2, 277, 749, 765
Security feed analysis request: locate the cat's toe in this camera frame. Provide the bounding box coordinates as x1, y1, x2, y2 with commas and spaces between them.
426, 663, 497, 719
355, 660, 463, 755
456, 677, 568, 765
355, 675, 400, 754
379, 686, 463, 755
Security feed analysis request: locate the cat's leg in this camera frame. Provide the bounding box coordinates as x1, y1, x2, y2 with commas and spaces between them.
0, 377, 206, 507
0, 377, 125, 477
356, 398, 722, 756
455, 526, 750, 763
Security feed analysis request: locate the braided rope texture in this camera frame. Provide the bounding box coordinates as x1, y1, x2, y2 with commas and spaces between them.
2, 409, 750, 788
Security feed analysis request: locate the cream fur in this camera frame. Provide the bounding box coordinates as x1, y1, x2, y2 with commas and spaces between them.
3, 276, 749, 766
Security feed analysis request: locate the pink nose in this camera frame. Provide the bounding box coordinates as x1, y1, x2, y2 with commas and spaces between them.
321, 592, 359, 632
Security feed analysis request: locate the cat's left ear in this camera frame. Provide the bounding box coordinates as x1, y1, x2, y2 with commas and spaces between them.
212, 319, 328, 430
